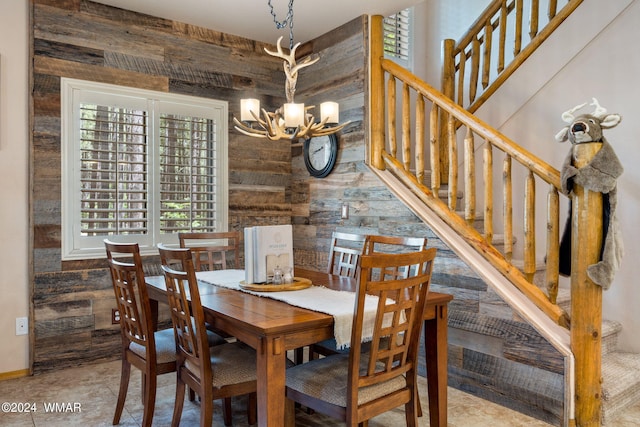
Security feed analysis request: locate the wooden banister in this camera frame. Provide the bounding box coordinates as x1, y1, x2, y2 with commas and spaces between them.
444, 0, 584, 115
369, 8, 602, 423
369, 15, 570, 326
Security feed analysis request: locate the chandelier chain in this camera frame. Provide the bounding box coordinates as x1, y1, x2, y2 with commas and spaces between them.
267, 0, 295, 49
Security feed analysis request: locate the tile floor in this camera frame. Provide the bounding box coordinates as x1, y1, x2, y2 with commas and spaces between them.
1, 359, 639, 426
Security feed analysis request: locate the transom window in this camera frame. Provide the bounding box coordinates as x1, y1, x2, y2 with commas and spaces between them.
61, 78, 228, 259
384, 8, 414, 70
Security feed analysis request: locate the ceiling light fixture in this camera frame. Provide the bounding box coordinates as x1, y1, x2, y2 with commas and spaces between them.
233, 0, 349, 141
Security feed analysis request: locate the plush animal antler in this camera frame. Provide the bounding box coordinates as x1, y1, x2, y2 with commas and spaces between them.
590, 98, 608, 119
561, 101, 588, 123
264, 36, 319, 103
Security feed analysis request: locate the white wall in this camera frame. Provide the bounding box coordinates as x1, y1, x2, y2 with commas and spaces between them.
496, 0, 640, 352
0, 0, 30, 374
416, 0, 640, 352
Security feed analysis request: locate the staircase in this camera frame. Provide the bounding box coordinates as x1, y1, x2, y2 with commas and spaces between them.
368, 2, 640, 425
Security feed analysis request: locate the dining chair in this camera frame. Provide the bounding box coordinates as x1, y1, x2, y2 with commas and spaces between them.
285, 248, 437, 426
327, 231, 367, 278
178, 231, 240, 271
364, 234, 427, 255
309, 234, 428, 360
296, 231, 367, 365
157, 244, 257, 427
104, 239, 177, 427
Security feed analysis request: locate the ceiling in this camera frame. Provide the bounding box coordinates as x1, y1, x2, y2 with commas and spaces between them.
92, 0, 424, 44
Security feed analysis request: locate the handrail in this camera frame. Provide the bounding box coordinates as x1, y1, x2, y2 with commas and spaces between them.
384, 60, 561, 188
382, 62, 568, 327
444, 0, 584, 114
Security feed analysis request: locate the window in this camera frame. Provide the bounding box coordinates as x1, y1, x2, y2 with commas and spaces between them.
61, 78, 228, 259
383, 8, 414, 70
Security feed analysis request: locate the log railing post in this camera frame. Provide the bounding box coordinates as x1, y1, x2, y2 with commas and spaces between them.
370, 15, 386, 170
440, 39, 455, 184
570, 142, 603, 427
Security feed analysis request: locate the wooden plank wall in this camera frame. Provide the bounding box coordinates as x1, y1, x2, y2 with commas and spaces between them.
31, 0, 292, 372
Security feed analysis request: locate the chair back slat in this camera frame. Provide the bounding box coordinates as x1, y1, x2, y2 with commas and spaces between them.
327, 231, 367, 278
105, 241, 153, 350
348, 248, 437, 401
364, 235, 428, 280
158, 245, 212, 380
179, 231, 240, 271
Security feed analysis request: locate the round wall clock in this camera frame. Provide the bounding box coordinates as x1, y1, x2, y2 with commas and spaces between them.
303, 133, 338, 178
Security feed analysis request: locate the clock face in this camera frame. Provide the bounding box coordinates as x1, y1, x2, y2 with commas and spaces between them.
309, 137, 331, 170
303, 134, 338, 178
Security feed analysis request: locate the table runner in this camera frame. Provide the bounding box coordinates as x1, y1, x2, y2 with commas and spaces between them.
196, 269, 381, 349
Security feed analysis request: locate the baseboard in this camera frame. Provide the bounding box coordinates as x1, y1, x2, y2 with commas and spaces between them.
0, 369, 30, 381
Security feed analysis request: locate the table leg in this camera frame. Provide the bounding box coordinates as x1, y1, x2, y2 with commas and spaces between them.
424, 304, 448, 427
256, 335, 287, 427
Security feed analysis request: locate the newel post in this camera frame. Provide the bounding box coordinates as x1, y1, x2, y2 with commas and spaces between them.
570, 143, 603, 427
369, 15, 386, 170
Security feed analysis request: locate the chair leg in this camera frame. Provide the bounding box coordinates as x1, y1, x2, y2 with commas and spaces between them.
222, 397, 233, 426
247, 392, 257, 425
172, 375, 187, 427
141, 370, 157, 427
201, 395, 214, 427
113, 358, 131, 425
405, 398, 418, 427
141, 372, 146, 405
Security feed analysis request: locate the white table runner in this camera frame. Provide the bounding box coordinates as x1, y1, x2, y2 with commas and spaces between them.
196, 269, 381, 349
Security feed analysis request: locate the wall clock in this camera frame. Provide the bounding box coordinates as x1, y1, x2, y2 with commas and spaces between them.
303, 133, 338, 178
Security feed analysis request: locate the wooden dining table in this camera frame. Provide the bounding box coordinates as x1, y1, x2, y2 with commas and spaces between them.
145, 267, 452, 427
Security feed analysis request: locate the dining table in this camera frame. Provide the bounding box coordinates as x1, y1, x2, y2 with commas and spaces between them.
145, 267, 452, 427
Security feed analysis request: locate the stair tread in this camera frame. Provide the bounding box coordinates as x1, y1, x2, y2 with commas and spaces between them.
603, 352, 640, 401
602, 352, 640, 424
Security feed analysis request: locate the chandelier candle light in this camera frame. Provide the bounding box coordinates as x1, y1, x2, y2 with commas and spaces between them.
233, 1, 349, 141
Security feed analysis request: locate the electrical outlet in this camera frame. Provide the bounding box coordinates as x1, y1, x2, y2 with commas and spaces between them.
341, 202, 349, 219
112, 309, 120, 325
16, 317, 28, 336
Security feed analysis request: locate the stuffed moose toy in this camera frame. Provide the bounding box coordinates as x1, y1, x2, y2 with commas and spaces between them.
556, 98, 623, 290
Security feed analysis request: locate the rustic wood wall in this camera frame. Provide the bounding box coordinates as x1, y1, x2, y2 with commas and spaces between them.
31, 0, 291, 372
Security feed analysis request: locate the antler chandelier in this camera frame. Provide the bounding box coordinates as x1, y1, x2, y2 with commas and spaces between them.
233, 0, 349, 141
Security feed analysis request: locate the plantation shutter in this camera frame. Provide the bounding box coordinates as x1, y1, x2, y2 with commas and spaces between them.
159, 114, 217, 233
79, 104, 149, 236
383, 9, 411, 62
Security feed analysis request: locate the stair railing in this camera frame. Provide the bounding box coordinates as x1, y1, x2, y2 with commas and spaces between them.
438, 0, 584, 182
371, 14, 604, 424
371, 15, 568, 327
442, 0, 584, 114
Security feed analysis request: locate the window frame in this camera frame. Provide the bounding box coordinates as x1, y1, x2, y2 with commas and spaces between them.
61, 78, 228, 260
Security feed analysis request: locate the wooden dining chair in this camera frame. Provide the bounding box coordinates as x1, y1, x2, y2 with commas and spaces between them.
286, 248, 437, 426
364, 234, 427, 255
104, 239, 177, 427
297, 231, 367, 365
309, 234, 428, 361
157, 244, 257, 427
327, 231, 367, 278
178, 231, 240, 271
